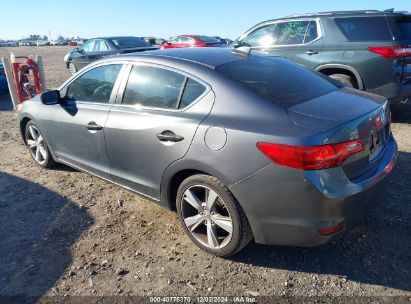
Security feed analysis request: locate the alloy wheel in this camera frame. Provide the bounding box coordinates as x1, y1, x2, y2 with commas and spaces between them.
26, 125, 47, 165
180, 185, 233, 249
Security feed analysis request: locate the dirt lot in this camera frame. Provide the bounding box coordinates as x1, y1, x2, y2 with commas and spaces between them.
0, 46, 410, 302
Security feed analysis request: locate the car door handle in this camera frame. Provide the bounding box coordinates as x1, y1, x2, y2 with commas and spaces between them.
86, 122, 103, 131
156, 131, 184, 142
306, 50, 319, 55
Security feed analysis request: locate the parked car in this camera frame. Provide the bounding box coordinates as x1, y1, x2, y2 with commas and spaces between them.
160, 35, 225, 49
17, 48, 397, 256
50, 40, 65, 46
64, 36, 157, 75
233, 9, 411, 103
0, 41, 19, 47
68, 41, 77, 46
36, 40, 49, 46
0, 62, 8, 93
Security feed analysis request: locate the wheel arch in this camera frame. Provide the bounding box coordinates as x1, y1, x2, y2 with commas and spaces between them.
315, 64, 364, 90
160, 160, 235, 211
19, 115, 33, 143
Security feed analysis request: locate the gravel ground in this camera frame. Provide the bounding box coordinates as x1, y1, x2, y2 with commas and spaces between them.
0, 46, 410, 302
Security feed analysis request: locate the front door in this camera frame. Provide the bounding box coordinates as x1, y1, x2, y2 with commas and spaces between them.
104, 64, 214, 199
43, 63, 123, 177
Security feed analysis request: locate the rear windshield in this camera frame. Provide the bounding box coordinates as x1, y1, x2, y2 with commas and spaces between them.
216, 57, 339, 108
335, 17, 392, 41
195, 35, 217, 42
109, 37, 150, 49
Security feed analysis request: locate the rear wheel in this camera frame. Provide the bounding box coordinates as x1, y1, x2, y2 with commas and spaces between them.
329, 74, 356, 88
25, 121, 56, 168
176, 174, 252, 257
68, 62, 78, 75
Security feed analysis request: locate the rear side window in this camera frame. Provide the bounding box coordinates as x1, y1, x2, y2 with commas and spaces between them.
335, 17, 392, 41
216, 57, 338, 108
66, 64, 122, 103
179, 79, 206, 109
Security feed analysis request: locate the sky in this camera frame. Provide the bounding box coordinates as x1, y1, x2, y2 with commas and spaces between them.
1, 0, 410, 40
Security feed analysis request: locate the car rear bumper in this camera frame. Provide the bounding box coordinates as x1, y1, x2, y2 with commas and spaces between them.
229, 135, 398, 246
369, 81, 411, 103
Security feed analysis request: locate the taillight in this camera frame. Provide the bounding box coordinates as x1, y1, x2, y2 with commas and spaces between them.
368, 46, 411, 58
257, 140, 365, 170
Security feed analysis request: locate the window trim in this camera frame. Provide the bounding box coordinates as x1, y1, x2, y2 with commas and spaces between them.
239, 18, 323, 48
113, 62, 211, 112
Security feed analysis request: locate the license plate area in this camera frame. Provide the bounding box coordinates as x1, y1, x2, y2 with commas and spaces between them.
369, 124, 389, 162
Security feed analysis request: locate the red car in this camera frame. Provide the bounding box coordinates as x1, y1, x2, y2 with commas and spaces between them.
160, 35, 223, 49
68, 41, 77, 46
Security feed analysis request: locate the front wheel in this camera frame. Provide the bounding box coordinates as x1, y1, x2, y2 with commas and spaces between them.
25, 121, 56, 168
176, 174, 252, 257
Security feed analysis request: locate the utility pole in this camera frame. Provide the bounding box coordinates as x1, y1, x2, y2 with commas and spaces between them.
48, 31, 51, 42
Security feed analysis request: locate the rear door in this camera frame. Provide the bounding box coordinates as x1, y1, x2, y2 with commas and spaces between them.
240, 19, 324, 69
104, 63, 214, 199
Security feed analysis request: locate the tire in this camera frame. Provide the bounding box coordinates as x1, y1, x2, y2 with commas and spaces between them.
68, 62, 78, 75
329, 73, 356, 88
25, 121, 56, 168
176, 174, 252, 257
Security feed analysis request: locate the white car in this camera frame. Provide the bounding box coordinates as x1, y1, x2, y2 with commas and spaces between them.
36, 40, 49, 46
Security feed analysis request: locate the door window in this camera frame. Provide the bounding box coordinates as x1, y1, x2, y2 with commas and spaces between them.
82, 40, 95, 53
275, 21, 310, 45
94, 39, 110, 52
241, 24, 277, 47
303, 21, 319, 43
122, 65, 186, 109
66, 64, 122, 103
169, 37, 182, 44
180, 37, 194, 45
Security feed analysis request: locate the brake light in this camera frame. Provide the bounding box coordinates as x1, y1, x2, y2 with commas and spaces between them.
257, 140, 365, 170
368, 46, 411, 58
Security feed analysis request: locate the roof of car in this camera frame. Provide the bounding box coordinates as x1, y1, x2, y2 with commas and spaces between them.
92, 36, 143, 40
129, 47, 260, 69
272, 9, 410, 20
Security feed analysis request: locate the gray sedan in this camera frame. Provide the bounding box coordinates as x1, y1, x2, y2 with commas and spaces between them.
17, 48, 397, 256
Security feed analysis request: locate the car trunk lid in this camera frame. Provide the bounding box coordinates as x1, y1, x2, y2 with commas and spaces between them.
288, 88, 390, 179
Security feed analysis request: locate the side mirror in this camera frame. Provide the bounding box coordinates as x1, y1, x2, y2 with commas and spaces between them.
73, 47, 84, 53
40, 90, 60, 105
